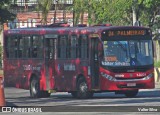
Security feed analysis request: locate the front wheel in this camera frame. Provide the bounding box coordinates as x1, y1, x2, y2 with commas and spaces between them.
30, 78, 50, 98
77, 78, 93, 99
124, 90, 138, 98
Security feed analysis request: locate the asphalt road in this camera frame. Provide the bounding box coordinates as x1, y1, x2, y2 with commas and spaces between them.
1, 83, 160, 115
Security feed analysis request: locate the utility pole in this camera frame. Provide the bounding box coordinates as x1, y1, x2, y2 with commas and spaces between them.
132, 0, 137, 26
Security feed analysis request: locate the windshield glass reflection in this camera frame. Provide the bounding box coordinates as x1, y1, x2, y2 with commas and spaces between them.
102, 40, 153, 66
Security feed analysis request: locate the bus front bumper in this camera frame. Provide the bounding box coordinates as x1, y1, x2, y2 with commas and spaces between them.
100, 75, 155, 91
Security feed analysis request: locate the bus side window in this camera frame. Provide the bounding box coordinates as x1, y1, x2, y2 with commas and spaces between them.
22, 36, 31, 58
9, 37, 15, 58
70, 35, 78, 58
32, 36, 43, 58
58, 35, 68, 59
19, 36, 23, 58
32, 37, 36, 58
13, 37, 19, 58
5, 36, 29, 59
79, 35, 88, 59
5, 37, 9, 58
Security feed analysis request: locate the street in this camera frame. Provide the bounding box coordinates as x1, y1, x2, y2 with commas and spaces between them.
4, 87, 160, 107
1, 84, 160, 115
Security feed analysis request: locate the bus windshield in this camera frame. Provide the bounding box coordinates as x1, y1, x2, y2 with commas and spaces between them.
102, 40, 153, 66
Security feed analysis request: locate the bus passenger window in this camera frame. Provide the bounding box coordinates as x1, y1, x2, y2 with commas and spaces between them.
79, 35, 88, 59
14, 38, 19, 58
32, 37, 37, 58
26, 36, 31, 58
58, 35, 68, 59
19, 37, 24, 58
32, 36, 43, 58
70, 35, 78, 58
19, 36, 32, 58
32, 47, 37, 58
6, 36, 19, 58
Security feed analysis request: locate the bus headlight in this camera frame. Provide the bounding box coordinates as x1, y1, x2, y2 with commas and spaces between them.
143, 73, 153, 80
101, 72, 115, 81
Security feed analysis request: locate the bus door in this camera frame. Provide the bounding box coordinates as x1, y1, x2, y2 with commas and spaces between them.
90, 38, 100, 89
45, 38, 57, 90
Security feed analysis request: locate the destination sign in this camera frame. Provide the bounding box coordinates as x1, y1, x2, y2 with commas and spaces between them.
107, 30, 147, 37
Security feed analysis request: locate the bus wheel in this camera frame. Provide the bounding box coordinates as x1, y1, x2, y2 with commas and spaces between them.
77, 78, 92, 99
124, 90, 138, 98
30, 78, 41, 98
88, 92, 94, 98
41, 91, 51, 98
71, 92, 77, 98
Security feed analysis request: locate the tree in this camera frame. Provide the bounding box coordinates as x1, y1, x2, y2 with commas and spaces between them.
100, 0, 132, 26
0, 0, 16, 24
70, 0, 88, 25
69, 0, 132, 26
36, 0, 53, 25
0, 0, 16, 68
137, 0, 160, 29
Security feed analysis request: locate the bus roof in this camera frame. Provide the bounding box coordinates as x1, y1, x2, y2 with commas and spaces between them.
4, 26, 150, 36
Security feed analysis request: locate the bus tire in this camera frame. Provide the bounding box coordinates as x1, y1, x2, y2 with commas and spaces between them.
77, 78, 93, 99
30, 78, 41, 98
88, 92, 94, 98
71, 92, 77, 98
124, 90, 138, 98
41, 91, 51, 98
30, 78, 51, 98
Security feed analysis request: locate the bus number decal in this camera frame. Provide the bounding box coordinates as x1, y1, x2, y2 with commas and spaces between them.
23, 65, 41, 71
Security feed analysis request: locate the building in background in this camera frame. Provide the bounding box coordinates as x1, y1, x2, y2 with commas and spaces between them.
4, 0, 88, 30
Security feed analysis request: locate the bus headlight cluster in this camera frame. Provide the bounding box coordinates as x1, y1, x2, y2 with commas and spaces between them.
101, 72, 115, 81
143, 73, 153, 80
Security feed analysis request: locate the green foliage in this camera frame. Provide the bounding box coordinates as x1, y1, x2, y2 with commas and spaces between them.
0, 0, 16, 24
67, 0, 160, 29
103, 0, 132, 26
154, 61, 160, 68
0, 9, 16, 24
36, 0, 52, 25
0, 0, 10, 8
138, 0, 160, 30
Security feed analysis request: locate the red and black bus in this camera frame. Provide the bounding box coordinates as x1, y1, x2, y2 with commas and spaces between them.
3, 24, 155, 98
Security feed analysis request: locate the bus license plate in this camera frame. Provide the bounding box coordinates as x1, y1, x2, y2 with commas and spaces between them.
127, 83, 136, 87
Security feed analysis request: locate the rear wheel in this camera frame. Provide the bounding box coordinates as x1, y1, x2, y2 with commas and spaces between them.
71, 92, 77, 98
30, 78, 50, 98
30, 78, 41, 98
77, 78, 93, 99
124, 90, 138, 98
